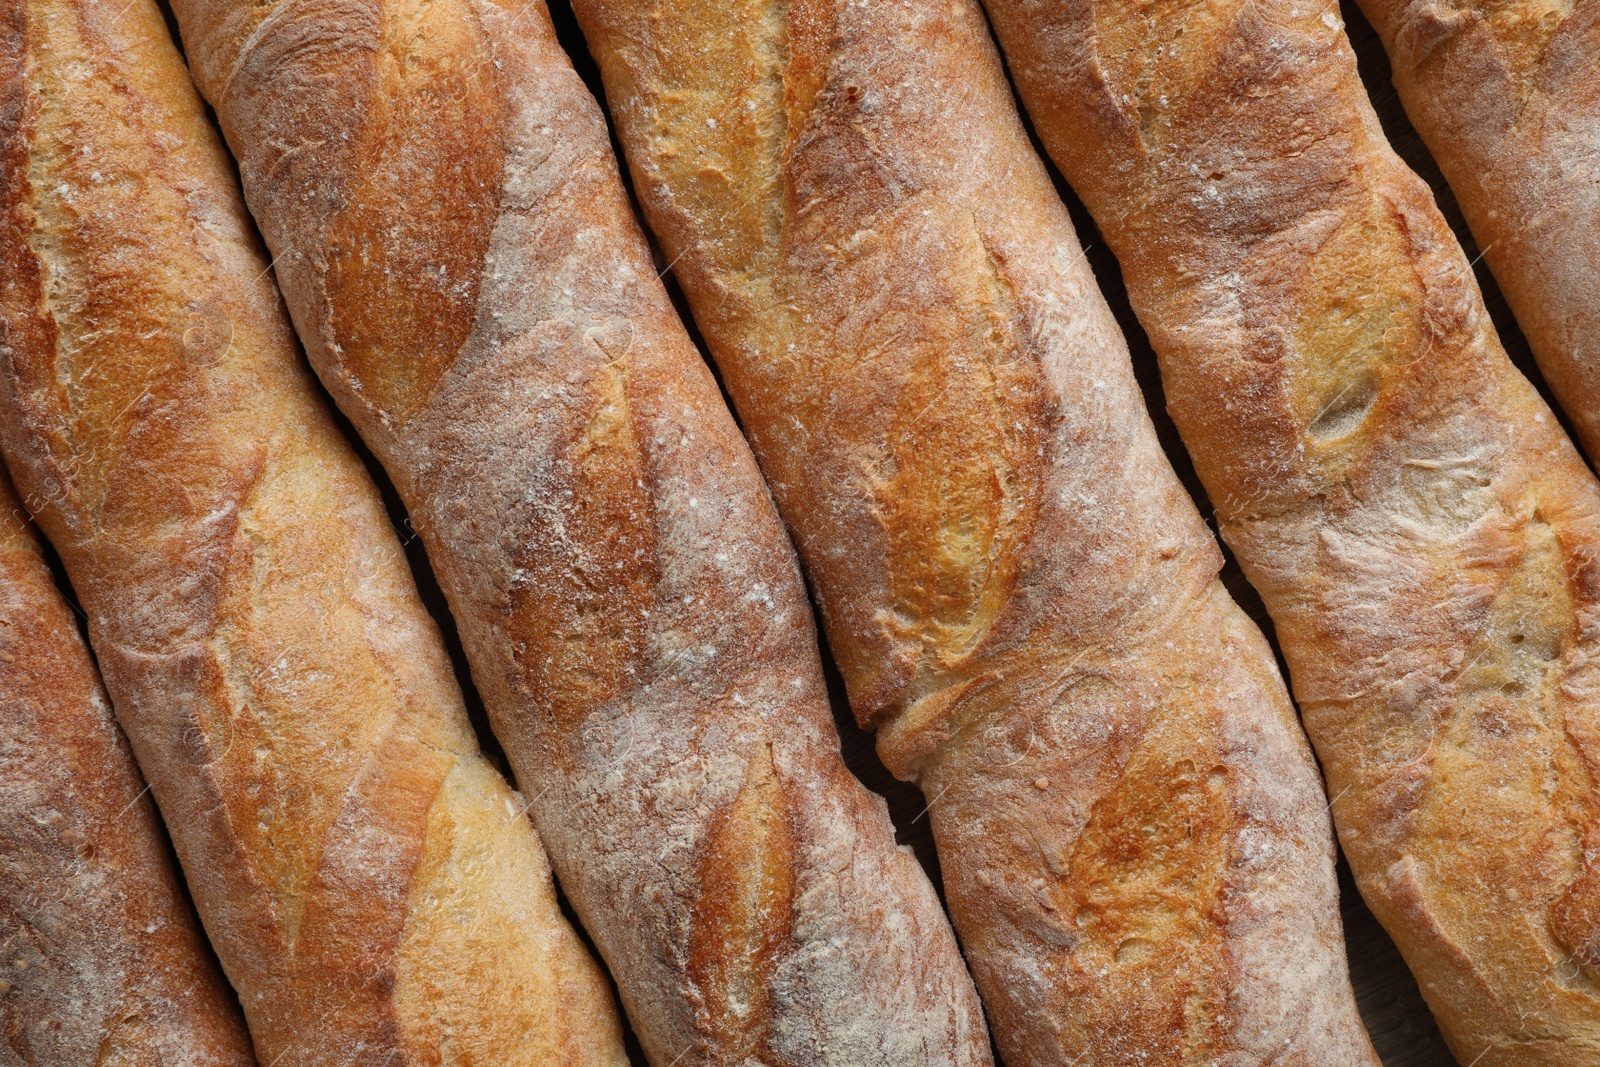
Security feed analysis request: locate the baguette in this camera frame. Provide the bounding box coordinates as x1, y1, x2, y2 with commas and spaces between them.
569, 0, 1380, 1062
0, 462, 257, 1064
980, 0, 1600, 1059
167, 0, 993, 1063
0, 1, 628, 1063
1355, 0, 1600, 459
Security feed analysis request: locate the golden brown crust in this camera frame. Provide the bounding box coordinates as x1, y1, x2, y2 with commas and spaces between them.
981, 0, 1600, 1059
0, 1, 627, 1063
1353, 0, 1600, 458
569, 0, 1379, 1062
0, 464, 258, 1065
168, 0, 993, 1062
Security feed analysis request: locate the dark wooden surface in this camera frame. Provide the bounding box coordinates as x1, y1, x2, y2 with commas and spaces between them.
144, 0, 1586, 1060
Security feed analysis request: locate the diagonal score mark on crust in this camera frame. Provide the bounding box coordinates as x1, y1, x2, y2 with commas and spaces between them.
687, 741, 796, 1058
507, 342, 658, 733
321, 0, 505, 425
878, 217, 1048, 718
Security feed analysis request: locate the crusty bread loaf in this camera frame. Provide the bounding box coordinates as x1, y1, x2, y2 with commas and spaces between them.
981, 0, 1600, 1060
1355, 0, 1600, 460
0, 463, 258, 1064
0, 1, 627, 1063
167, 0, 992, 1063
569, 0, 1380, 1062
